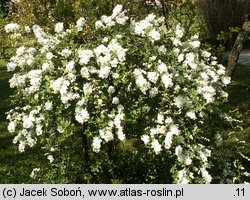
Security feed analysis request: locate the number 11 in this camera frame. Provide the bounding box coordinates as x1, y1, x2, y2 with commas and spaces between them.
236, 188, 245, 197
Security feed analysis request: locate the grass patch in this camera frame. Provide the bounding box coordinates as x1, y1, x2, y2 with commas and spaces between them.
0, 59, 12, 122
0, 123, 45, 183
227, 65, 250, 155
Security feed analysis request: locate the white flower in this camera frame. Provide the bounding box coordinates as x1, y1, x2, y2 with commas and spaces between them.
60, 49, 72, 58
141, 135, 150, 145
178, 169, 189, 184
83, 83, 93, 96
99, 66, 110, 79
161, 74, 173, 88
174, 95, 187, 109
30, 168, 40, 179
25, 26, 31, 33
164, 134, 173, 149
36, 125, 43, 136
110, 58, 119, 68
45, 101, 53, 111
23, 116, 35, 129
175, 145, 183, 156
112, 97, 119, 105
8, 121, 16, 133
116, 15, 128, 25
201, 168, 212, 183
117, 128, 125, 141
184, 156, 192, 165
178, 53, 184, 62
75, 108, 90, 124
157, 114, 164, 124
202, 50, 211, 58
76, 17, 86, 31
157, 61, 168, 73
92, 137, 102, 153
114, 113, 124, 128
186, 111, 196, 120
190, 40, 200, 48
55, 22, 64, 33
5, 23, 20, 33
169, 125, 180, 136
101, 15, 115, 27
65, 61, 75, 72
16, 46, 25, 55
145, 13, 156, 22
98, 54, 112, 65
151, 139, 162, 154
6, 62, 16, 72
148, 28, 161, 41
94, 44, 109, 56
46, 52, 54, 60
42, 62, 54, 71
175, 25, 184, 38
147, 72, 159, 83
80, 67, 90, 79
185, 53, 195, 65
173, 38, 182, 46
158, 45, 167, 54
50, 77, 64, 93
18, 141, 26, 153
78, 49, 94, 65
95, 20, 104, 29
112, 4, 123, 17
222, 76, 231, 85
47, 155, 54, 163
108, 86, 115, 94
149, 87, 158, 97
135, 75, 150, 94
134, 19, 150, 36
99, 129, 114, 142
165, 117, 173, 124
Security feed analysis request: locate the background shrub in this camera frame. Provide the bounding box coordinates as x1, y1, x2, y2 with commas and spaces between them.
197, 0, 250, 37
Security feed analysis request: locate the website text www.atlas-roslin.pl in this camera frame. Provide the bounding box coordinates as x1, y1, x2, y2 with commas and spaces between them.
88, 187, 184, 198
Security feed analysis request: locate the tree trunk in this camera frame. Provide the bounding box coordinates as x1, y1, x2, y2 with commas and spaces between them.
226, 21, 250, 77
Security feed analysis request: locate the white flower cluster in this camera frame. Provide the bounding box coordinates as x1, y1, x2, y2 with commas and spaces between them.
76, 18, 86, 31
133, 14, 166, 42
7, 46, 36, 72
32, 24, 69, 52
7, 106, 45, 152
94, 38, 127, 79
95, 4, 128, 29
92, 104, 125, 153
55, 22, 64, 33
5, 23, 20, 33
142, 114, 180, 155
75, 107, 90, 124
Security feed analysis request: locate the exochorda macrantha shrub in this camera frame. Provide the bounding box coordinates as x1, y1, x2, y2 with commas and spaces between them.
5, 5, 232, 183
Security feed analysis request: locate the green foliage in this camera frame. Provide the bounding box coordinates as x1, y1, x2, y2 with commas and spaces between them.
202, 27, 240, 62
0, 13, 11, 59
14, 0, 147, 27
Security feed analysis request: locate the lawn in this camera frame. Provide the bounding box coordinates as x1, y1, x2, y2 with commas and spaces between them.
0, 59, 249, 183
227, 65, 250, 155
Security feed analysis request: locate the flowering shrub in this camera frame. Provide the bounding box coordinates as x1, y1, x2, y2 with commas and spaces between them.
5, 5, 234, 183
